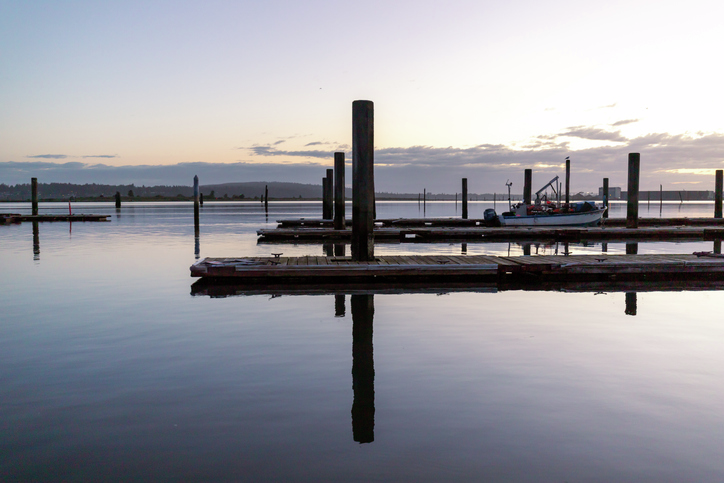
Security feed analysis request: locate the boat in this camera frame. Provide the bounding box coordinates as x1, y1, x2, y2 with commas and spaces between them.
493, 175, 606, 227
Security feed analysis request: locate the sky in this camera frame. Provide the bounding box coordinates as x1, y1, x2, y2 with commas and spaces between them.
2, 0, 724, 193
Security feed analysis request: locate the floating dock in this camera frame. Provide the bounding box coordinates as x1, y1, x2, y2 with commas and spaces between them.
0, 214, 110, 224
190, 253, 724, 285
257, 225, 724, 243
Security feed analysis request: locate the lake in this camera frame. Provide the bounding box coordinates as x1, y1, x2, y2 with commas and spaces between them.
2, 200, 724, 481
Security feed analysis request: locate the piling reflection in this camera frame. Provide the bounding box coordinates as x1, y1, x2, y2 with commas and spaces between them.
323, 242, 333, 257
334, 244, 346, 257
626, 242, 638, 255
715, 239, 722, 255
351, 294, 375, 444
32, 221, 40, 260
625, 292, 637, 316
335, 294, 346, 317
194, 235, 200, 260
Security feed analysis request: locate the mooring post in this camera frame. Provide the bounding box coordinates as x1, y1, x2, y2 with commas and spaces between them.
462, 178, 468, 219
31, 177, 38, 216
199, 192, 204, 207
325, 168, 334, 219
423, 188, 426, 213
626, 153, 640, 228
715, 169, 723, 218
351, 293, 375, 443
565, 157, 571, 205
322, 177, 330, 218
660, 184, 663, 215
193, 175, 200, 236
115, 191, 122, 209
334, 152, 345, 230
264, 185, 269, 211
603, 178, 609, 218
351, 100, 375, 261
523, 169, 532, 205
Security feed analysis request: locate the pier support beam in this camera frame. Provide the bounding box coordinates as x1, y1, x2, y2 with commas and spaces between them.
626, 153, 640, 228
603, 178, 609, 218
524, 169, 532, 205
352, 100, 375, 261
715, 169, 723, 219
31, 177, 38, 216
334, 152, 345, 230
351, 294, 374, 443
462, 178, 468, 219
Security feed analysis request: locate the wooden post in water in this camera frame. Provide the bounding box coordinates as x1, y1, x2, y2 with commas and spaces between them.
193, 175, 200, 236
322, 177, 330, 219
352, 100, 375, 262
351, 293, 375, 443
660, 184, 663, 215
603, 178, 609, 218
462, 178, 468, 219
334, 152, 345, 230
264, 185, 269, 211
115, 191, 121, 209
31, 178, 38, 216
523, 169, 532, 205
325, 168, 334, 219
626, 153, 640, 228
715, 169, 723, 218
199, 192, 204, 207
565, 157, 570, 205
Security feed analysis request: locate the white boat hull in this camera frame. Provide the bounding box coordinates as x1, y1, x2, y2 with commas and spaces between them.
499, 208, 605, 227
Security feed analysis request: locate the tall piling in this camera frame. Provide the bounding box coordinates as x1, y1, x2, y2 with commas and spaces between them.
523, 169, 532, 205
31, 177, 38, 216
715, 169, 723, 218
462, 178, 468, 219
565, 157, 570, 205
264, 185, 269, 211
603, 178, 609, 218
322, 177, 330, 219
334, 152, 345, 230
193, 175, 200, 236
324, 169, 334, 219
626, 153, 640, 228
351, 100, 375, 261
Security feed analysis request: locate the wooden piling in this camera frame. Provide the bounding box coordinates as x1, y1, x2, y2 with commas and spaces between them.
524, 169, 532, 205
199, 192, 204, 207
334, 152, 345, 230
565, 157, 570, 205
324, 169, 334, 219
322, 177, 330, 219
264, 185, 269, 211
462, 178, 468, 219
715, 169, 723, 218
603, 178, 609, 218
193, 175, 200, 236
626, 153, 640, 228
31, 178, 38, 216
115, 191, 121, 209
352, 100, 375, 261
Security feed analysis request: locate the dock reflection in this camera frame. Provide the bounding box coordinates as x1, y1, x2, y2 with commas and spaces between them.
32, 221, 40, 260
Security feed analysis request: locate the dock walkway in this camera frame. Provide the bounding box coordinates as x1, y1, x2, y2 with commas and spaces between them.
190, 253, 724, 284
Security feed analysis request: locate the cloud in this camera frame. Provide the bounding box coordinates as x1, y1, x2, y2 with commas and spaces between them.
82, 154, 118, 159
5, 130, 724, 192
557, 126, 628, 142
611, 119, 639, 127
27, 154, 67, 159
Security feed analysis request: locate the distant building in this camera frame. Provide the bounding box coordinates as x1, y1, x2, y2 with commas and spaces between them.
599, 186, 622, 199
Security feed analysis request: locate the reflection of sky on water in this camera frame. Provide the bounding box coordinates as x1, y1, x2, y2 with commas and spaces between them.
2, 201, 724, 481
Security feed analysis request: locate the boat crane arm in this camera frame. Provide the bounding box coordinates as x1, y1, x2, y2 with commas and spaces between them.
535, 176, 560, 198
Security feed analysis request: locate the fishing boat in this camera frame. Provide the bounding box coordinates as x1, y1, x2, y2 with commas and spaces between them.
492, 175, 606, 227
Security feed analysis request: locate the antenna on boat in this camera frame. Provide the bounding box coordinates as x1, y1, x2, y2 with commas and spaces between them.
505, 180, 513, 211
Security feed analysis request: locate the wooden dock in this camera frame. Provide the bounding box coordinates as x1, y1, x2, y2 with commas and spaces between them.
257, 225, 724, 243
1, 214, 110, 224
190, 253, 724, 285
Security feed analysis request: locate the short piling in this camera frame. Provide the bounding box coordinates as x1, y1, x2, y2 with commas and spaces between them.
565, 157, 570, 205
322, 177, 330, 218
193, 175, 200, 236
626, 153, 640, 228
523, 169, 532, 205
603, 178, 609, 218
115, 191, 122, 209
31, 178, 38, 216
715, 169, 723, 218
462, 178, 468, 219
334, 152, 345, 230
264, 185, 269, 211
351, 100, 375, 261
324, 168, 334, 219
199, 192, 204, 207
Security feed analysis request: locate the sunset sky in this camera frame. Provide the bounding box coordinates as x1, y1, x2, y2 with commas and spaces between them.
2, 0, 724, 193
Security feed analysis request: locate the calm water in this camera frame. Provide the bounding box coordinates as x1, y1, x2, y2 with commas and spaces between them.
2, 201, 724, 481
